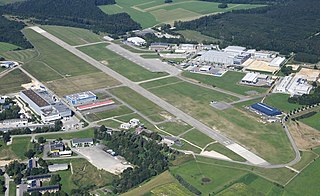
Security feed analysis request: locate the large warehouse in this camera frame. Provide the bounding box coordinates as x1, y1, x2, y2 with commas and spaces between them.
65, 91, 97, 105
20, 89, 71, 122
251, 103, 282, 116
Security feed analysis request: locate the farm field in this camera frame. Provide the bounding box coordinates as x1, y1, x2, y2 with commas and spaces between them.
264, 93, 300, 112
146, 80, 294, 164
204, 143, 246, 162
0, 42, 19, 52
109, 86, 172, 122
121, 171, 191, 196
177, 30, 219, 43
181, 129, 215, 148
300, 112, 320, 131
0, 69, 31, 94
99, 0, 263, 28
35, 128, 94, 140
41, 25, 102, 46
78, 43, 168, 82
182, 71, 267, 96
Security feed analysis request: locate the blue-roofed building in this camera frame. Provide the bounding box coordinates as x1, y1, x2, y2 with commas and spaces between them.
250, 103, 282, 116
27, 184, 60, 194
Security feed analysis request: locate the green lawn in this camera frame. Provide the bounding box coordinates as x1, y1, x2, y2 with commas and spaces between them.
176, 30, 219, 43
264, 94, 300, 113
140, 54, 161, 59
78, 43, 168, 82
181, 129, 215, 148
99, 0, 263, 28
157, 121, 192, 136
9, 181, 16, 196
182, 71, 267, 96
23, 28, 100, 81
291, 150, 318, 171
109, 86, 170, 122
98, 119, 122, 129
118, 42, 154, 53
41, 25, 102, 46
0, 49, 37, 62
85, 105, 133, 122
140, 77, 182, 89
0, 69, 31, 94
204, 143, 246, 162
300, 112, 320, 131
0, 42, 19, 52
174, 142, 202, 154
11, 136, 32, 160
36, 129, 94, 140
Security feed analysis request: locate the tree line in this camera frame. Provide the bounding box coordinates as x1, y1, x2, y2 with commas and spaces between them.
175, 0, 320, 63
288, 86, 320, 105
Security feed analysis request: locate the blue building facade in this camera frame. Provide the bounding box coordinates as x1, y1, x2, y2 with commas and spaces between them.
251, 103, 282, 116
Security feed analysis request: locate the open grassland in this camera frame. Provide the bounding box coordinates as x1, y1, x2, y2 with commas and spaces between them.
99, 0, 263, 28
23, 28, 100, 81
157, 120, 192, 136
300, 112, 320, 131
264, 94, 300, 112
204, 143, 246, 162
11, 136, 32, 160
174, 141, 202, 154
48, 158, 114, 194
121, 171, 191, 196
182, 71, 267, 96
109, 86, 172, 122
181, 129, 215, 148
0, 69, 31, 94
146, 80, 294, 164
0, 42, 19, 52
41, 25, 102, 46
117, 42, 155, 53
140, 76, 182, 89
0, 49, 37, 62
35, 128, 94, 140
291, 150, 318, 171
170, 160, 248, 195
98, 119, 122, 129
45, 72, 120, 96
177, 30, 219, 43
85, 105, 133, 122
78, 43, 168, 82
0, 140, 18, 160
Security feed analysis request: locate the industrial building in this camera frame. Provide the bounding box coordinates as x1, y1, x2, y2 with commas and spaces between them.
250, 103, 282, 116
127, 37, 146, 46
76, 100, 115, 111
71, 138, 94, 147
274, 76, 313, 96
241, 73, 259, 84
149, 42, 170, 51
269, 57, 286, 67
240, 72, 274, 86
200, 50, 249, 65
66, 91, 97, 105
20, 89, 71, 122
223, 46, 246, 55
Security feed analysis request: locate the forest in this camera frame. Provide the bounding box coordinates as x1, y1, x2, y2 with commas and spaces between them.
175, 0, 320, 63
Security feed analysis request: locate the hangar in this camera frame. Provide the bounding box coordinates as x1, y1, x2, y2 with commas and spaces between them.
251, 103, 282, 116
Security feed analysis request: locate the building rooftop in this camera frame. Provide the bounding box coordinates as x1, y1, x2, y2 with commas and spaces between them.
66, 91, 96, 101
27, 184, 60, 193
27, 174, 52, 181
22, 89, 50, 108
242, 72, 259, 82
251, 103, 282, 116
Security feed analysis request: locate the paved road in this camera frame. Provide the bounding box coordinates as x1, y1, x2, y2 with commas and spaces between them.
28, 26, 270, 166
4, 173, 10, 196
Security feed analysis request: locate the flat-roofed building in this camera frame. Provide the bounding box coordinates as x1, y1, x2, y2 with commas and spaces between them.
241, 73, 259, 84
251, 103, 282, 116
149, 42, 170, 51
269, 57, 286, 67
223, 46, 246, 55
127, 37, 146, 46
274, 76, 313, 96
27, 184, 60, 194
200, 50, 236, 65
66, 91, 97, 105
71, 138, 94, 147
48, 164, 69, 172
20, 89, 51, 115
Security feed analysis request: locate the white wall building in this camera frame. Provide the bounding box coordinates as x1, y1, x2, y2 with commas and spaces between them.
269, 57, 286, 67
241, 73, 259, 84
120, 123, 131, 130
275, 76, 313, 96
127, 37, 146, 46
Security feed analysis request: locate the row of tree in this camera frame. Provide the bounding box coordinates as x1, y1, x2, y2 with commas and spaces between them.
175, 0, 320, 63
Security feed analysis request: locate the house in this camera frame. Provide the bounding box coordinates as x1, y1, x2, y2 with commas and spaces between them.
48, 164, 69, 172
71, 138, 94, 147
120, 123, 131, 130
129, 118, 140, 127
49, 141, 65, 153
28, 158, 38, 169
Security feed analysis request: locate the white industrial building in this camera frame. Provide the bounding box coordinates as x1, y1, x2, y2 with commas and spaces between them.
71, 138, 94, 147
241, 73, 259, 84
127, 37, 146, 46
223, 46, 246, 55
20, 89, 71, 122
269, 57, 286, 67
48, 164, 69, 172
275, 76, 313, 96
65, 91, 97, 105
200, 50, 236, 65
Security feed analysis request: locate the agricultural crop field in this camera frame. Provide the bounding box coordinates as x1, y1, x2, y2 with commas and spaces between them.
0, 69, 31, 94
99, 0, 263, 28
143, 78, 294, 164
182, 71, 267, 96
41, 25, 102, 46
0, 42, 19, 52
78, 43, 168, 82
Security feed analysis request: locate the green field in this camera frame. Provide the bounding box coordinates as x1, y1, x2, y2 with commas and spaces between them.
182, 71, 267, 96
0, 42, 19, 52
41, 25, 102, 46
291, 150, 318, 171
11, 136, 32, 160
157, 120, 192, 136
145, 80, 294, 164
23, 28, 100, 81
140, 76, 182, 89
300, 112, 320, 131
78, 43, 168, 82
0, 69, 31, 94
9, 181, 16, 196
121, 171, 191, 196
35, 129, 94, 140
98, 119, 122, 129
205, 143, 246, 162
109, 86, 171, 122
181, 129, 215, 148
177, 30, 219, 43
0, 49, 37, 62
85, 105, 133, 122
264, 94, 300, 112
117, 42, 155, 53
99, 0, 263, 28
140, 54, 161, 59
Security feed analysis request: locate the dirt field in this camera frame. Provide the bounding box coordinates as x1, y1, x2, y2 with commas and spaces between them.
288, 121, 320, 150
